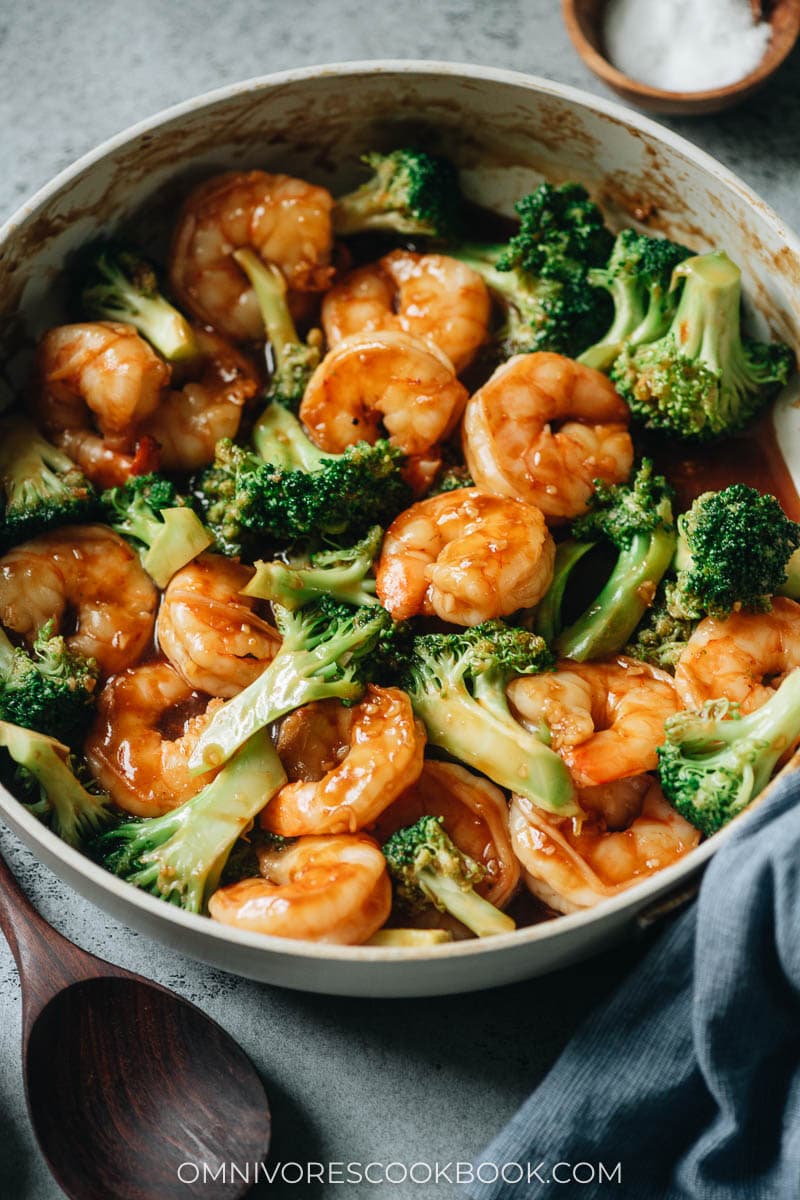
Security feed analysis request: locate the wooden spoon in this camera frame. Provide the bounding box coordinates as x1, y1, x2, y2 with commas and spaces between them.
0, 850, 270, 1200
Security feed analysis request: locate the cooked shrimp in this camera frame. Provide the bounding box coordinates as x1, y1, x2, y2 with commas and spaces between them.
208, 833, 391, 944
0, 525, 157, 676
508, 657, 680, 786
376, 487, 555, 625
322, 250, 490, 372
462, 351, 633, 521
262, 687, 426, 836
36, 321, 167, 488
157, 554, 281, 698
299, 330, 468, 460
169, 170, 334, 342
85, 661, 223, 817
37, 322, 258, 486
674, 597, 800, 714
510, 777, 700, 913
372, 760, 520, 910
143, 327, 258, 471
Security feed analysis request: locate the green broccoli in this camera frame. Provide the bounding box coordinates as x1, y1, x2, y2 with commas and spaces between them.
0, 418, 97, 543
612, 251, 794, 441
192, 438, 262, 557
188, 599, 391, 774
451, 183, 613, 359
536, 460, 676, 661
333, 149, 461, 239
77, 241, 197, 361
0, 622, 98, 747
0, 721, 113, 846
93, 728, 286, 911
578, 229, 692, 371
399, 620, 577, 816
383, 815, 515, 938
244, 526, 382, 610
101, 474, 213, 588
624, 599, 695, 672
658, 669, 800, 836
197, 415, 411, 551
429, 463, 474, 495
667, 485, 800, 620
233, 248, 322, 411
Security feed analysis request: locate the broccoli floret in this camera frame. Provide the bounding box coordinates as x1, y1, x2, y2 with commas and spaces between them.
537, 460, 676, 661
658, 669, 800, 836
193, 438, 263, 557
667, 485, 800, 620
0, 721, 113, 846
333, 149, 460, 239
198, 414, 411, 551
244, 526, 383, 610
77, 241, 197, 362
93, 728, 286, 911
452, 183, 613, 359
624, 600, 695, 672
383, 815, 515, 938
0, 622, 98, 747
233, 248, 322, 412
612, 251, 795, 441
188, 599, 391, 774
429, 463, 475, 495
101, 474, 213, 589
399, 620, 577, 816
0, 418, 97, 543
578, 229, 692, 371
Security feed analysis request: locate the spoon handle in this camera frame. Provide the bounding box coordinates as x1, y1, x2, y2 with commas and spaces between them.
0, 849, 122, 1023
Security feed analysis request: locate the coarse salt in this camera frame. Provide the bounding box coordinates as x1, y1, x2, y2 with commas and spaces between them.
604, 0, 772, 92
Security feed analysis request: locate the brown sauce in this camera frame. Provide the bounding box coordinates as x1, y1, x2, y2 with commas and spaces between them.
641, 410, 800, 519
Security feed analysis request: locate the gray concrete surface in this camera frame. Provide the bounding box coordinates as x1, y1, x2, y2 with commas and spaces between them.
0, 3, 798, 1197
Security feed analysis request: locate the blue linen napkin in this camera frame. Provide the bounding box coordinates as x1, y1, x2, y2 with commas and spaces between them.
465, 770, 800, 1199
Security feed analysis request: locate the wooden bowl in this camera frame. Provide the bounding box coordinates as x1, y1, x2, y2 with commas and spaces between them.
562, 0, 800, 114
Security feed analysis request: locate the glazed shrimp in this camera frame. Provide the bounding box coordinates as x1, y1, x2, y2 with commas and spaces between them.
36, 321, 167, 488
142, 327, 258, 471
462, 351, 633, 521
37, 322, 258, 486
508, 657, 680, 786
0, 525, 157, 676
372, 760, 520, 911
157, 554, 281, 698
208, 833, 391, 944
169, 170, 334, 342
322, 250, 490, 372
376, 487, 555, 625
299, 331, 468, 461
509, 778, 700, 913
674, 597, 800, 714
85, 662, 223, 817
262, 687, 426, 836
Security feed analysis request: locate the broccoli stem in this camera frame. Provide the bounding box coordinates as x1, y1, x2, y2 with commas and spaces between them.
80, 244, 197, 362
0, 721, 113, 847
555, 526, 677, 661
252, 400, 330, 470
244, 557, 377, 610
578, 280, 645, 371
233, 249, 300, 368
111, 729, 286, 910
188, 612, 380, 773
417, 867, 515, 937
0, 628, 15, 675
366, 928, 453, 947
534, 539, 596, 645
411, 680, 578, 817
141, 508, 214, 589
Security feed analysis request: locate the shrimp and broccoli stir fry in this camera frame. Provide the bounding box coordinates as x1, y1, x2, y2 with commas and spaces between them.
1, 147, 797, 944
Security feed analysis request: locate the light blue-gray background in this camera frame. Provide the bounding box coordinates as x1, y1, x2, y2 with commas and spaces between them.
1, 4, 798, 1197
